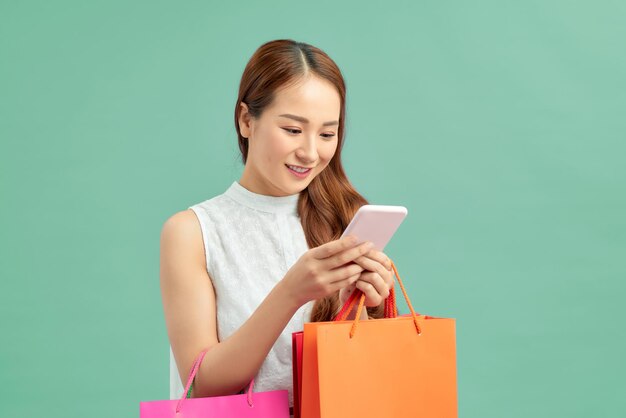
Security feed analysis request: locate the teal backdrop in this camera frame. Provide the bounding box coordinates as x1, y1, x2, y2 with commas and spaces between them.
1, 1, 624, 417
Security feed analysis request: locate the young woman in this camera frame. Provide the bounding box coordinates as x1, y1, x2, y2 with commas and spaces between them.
160, 39, 395, 415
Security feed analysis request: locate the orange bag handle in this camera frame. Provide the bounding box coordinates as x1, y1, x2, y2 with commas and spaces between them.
333, 259, 422, 338
334, 286, 396, 321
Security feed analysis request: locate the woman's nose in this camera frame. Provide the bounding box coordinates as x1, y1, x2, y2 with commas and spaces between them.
296, 137, 319, 164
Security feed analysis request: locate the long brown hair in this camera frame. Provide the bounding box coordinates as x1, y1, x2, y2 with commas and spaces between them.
234, 39, 384, 322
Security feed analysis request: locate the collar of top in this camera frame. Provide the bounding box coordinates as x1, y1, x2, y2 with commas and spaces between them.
225, 181, 300, 215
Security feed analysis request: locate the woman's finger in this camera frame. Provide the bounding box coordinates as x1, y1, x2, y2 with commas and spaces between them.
331, 271, 360, 295
352, 255, 394, 290
329, 263, 364, 285
310, 235, 360, 260
355, 280, 384, 307
357, 271, 390, 300
363, 249, 393, 271
324, 241, 373, 270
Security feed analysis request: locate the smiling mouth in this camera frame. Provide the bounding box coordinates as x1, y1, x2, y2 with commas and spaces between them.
286, 164, 313, 173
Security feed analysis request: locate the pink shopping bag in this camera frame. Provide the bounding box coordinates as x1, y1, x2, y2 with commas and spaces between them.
140, 348, 290, 417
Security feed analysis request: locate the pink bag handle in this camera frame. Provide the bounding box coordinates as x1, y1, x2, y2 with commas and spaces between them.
175, 347, 256, 413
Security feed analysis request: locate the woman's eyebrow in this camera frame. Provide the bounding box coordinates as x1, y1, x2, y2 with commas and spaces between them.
278, 113, 339, 126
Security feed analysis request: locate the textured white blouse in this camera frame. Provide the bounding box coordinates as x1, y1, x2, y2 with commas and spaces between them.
169, 180, 314, 409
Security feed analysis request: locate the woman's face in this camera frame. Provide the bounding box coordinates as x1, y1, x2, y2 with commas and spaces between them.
238, 75, 341, 196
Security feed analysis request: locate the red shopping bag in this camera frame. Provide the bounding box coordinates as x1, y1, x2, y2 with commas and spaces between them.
292, 331, 304, 418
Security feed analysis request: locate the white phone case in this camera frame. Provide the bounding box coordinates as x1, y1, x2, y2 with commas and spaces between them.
340, 205, 408, 251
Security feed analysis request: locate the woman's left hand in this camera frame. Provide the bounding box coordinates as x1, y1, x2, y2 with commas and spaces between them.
338, 248, 394, 308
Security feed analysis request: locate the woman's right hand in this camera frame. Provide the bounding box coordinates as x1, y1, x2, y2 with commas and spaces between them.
280, 235, 374, 308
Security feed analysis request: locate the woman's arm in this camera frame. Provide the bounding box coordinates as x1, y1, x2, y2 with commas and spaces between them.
160, 209, 301, 398
161, 210, 374, 398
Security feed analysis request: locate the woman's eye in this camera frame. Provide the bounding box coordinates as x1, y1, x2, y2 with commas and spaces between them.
282, 128, 335, 140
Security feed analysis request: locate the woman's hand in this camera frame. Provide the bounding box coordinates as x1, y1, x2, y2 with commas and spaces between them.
338, 248, 394, 308
279, 236, 375, 308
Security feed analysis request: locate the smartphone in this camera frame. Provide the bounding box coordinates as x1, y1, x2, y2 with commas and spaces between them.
340, 205, 408, 251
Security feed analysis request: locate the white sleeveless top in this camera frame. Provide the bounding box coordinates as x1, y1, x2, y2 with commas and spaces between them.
169, 180, 314, 410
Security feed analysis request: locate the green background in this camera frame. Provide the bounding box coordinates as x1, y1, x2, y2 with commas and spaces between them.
1, 1, 624, 417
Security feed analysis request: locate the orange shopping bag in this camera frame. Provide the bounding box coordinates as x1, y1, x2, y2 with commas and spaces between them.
300, 261, 458, 418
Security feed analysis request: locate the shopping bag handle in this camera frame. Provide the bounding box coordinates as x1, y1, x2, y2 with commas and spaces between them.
333, 259, 422, 338
176, 348, 257, 413
334, 259, 407, 321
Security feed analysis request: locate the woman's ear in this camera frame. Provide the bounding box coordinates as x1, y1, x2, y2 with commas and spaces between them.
238, 102, 253, 139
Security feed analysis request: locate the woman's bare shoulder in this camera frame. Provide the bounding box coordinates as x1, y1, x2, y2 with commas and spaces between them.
162, 208, 201, 231
160, 209, 205, 268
